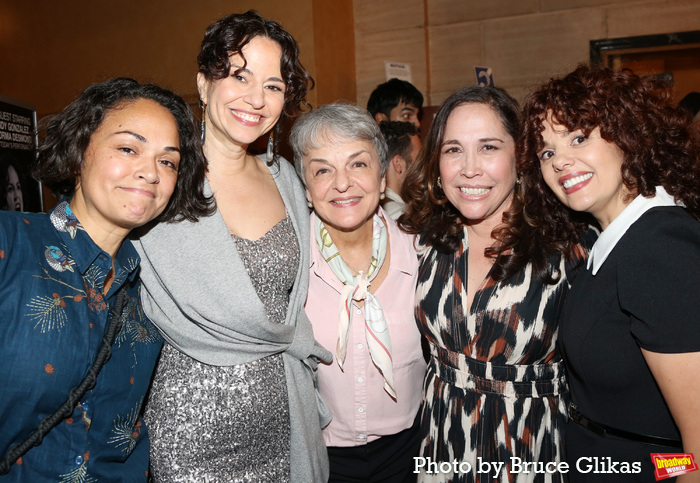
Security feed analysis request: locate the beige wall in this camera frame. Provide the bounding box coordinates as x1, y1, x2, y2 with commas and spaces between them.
1, 1, 698, 117
354, 0, 700, 108
2, 0, 697, 210
312, 0, 356, 106
0, 0, 332, 117
0, 0, 356, 210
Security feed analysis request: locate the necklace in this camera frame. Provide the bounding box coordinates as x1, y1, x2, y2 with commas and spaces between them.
341, 256, 372, 276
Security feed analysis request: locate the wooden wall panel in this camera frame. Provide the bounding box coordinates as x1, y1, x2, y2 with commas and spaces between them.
606, 0, 700, 38
355, 27, 428, 110
354, 0, 424, 32
427, 0, 538, 25
352, 0, 700, 107
428, 23, 482, 106
0, 0, 317, 117
482, 8, 605, 90
311, 0, 356, 106
540, 0, 632, 12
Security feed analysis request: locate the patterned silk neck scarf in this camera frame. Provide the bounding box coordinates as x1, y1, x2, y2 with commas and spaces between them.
314, 214, 396, 399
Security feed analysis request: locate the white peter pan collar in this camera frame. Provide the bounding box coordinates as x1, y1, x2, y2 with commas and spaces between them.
587, 186, 681, 275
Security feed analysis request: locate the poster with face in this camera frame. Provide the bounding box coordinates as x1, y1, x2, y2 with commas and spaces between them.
0, 94, 40, 212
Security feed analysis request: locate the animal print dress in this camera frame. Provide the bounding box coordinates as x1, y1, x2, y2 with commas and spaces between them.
415, 228, 589, 483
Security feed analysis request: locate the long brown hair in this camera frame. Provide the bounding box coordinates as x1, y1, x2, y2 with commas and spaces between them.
400, 85, 568, 283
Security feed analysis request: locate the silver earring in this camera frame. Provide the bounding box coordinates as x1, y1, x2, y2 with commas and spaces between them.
307, 200, 313, 209
267, 132, 274, 160
437, 176, 442, 188
198, 99, 206, 142
380, 192, 386, 200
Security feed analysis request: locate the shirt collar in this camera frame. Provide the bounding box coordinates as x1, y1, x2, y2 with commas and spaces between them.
50, 200, 140, 282
384, 187, 404, 205
309, 207, 415, 277
587, 186, 680, 275
379, 205, 416, 276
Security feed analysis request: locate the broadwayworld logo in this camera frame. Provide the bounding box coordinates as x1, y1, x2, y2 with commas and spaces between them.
651, 453, 698, 481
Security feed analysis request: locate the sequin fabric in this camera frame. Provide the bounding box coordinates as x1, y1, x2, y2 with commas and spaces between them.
145, 216, 298, 482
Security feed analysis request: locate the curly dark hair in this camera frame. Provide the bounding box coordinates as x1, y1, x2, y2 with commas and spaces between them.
34, 77, 213, 222
400, 85, 565, 282
519, 64, 700, 251
197, 10, 314, 164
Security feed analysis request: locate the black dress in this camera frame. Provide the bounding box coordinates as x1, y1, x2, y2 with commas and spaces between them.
560, 207, 700, 482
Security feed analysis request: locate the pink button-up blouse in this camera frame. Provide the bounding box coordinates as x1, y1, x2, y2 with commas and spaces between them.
306, 208, 426, 448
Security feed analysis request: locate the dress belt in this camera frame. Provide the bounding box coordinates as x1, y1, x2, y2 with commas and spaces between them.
568, 403, 682, 448
430, 344, 566, 398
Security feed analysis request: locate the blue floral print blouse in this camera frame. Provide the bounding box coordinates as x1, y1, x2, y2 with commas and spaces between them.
0, 201, 163, 482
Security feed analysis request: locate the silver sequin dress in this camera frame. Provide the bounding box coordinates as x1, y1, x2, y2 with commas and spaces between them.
145, 216, 298, 482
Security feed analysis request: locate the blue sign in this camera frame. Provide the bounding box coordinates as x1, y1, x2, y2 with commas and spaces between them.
474, 66, 494, 87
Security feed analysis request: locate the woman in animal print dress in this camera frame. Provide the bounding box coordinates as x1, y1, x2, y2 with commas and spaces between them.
400, 86, 594, 483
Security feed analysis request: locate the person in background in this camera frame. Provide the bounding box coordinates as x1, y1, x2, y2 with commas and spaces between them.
378, 120, 421, 220
0, 77, 208, 482
0, 154, 24, 212
367, 78, 423, 128
679, 91, 700, 130
291, 103, 426, 483
133, 11, 331, 482
520, 64, 700, 482
400, 85, 593, 482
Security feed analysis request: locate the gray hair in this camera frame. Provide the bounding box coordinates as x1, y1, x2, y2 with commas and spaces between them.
290, 102, 389, 185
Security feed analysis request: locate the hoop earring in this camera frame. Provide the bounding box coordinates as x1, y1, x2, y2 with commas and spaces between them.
198, 99, 206, 142
267, 132, 274, 160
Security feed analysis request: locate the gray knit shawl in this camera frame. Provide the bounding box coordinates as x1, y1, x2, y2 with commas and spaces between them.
132, 156, 331, 482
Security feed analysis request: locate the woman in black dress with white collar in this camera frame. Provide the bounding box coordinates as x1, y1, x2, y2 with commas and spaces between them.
520, 65, 700, 482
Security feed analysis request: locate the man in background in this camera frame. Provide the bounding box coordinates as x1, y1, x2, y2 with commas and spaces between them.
367, 79, 423, 129
379, 121, 421, 220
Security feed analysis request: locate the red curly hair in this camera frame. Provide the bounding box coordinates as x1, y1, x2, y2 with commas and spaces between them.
519, 64, 700, 251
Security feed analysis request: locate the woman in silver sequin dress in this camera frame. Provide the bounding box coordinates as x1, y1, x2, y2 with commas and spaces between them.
133, 11, 332, 483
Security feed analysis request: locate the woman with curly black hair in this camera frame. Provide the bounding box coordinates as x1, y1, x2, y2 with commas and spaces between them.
0, 77, 208, 481
520, 64, 700, 481
133, 11, 330, 482
400, 86, 593, 482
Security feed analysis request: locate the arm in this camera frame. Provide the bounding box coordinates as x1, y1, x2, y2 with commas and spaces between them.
642, 349, 700, 482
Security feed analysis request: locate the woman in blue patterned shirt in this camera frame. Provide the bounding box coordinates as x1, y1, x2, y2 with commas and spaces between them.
0, 78, 211, 482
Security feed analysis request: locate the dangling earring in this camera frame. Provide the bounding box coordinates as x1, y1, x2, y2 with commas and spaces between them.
198, 98, 206, 142
307, 200, 313, 209
380, 192, 386, 200
267, 131, 274, 160
437, 176, 442, 189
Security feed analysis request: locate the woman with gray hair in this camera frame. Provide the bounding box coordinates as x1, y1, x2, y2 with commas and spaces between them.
291, 103, 426, 482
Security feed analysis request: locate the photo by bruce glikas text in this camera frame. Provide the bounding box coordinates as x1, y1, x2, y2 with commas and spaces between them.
414, 456, 642, 478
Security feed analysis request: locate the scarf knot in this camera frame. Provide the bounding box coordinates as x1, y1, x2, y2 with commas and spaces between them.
314, 214, 396, 399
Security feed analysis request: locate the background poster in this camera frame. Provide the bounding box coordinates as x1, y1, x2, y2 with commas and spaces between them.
0, 94, 40, 212
384, 61, 413, 83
